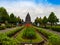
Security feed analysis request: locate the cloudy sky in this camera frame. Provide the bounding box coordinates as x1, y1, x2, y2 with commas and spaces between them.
0, 0, 60, 22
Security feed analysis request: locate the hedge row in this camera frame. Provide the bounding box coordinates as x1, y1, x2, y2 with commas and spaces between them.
44, 26, 60, 32
5, 26, 24, 37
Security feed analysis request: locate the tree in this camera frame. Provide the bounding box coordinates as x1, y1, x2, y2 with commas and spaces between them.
42, 16, 48, 27
9, 13, 16, 24
48, 12, 59, 26
16, 16, 21, 23
38, 17, 42, 25
34, 17, 39, 26
21, 19, 24, 24
0, 7, 9, 23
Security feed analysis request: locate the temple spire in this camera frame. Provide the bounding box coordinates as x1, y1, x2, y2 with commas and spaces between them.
25, 12, 31, 24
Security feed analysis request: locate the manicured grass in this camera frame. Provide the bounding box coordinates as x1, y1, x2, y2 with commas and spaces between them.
16, 27, 43, 43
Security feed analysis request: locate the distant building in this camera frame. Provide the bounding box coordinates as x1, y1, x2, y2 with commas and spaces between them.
25, 13, 32, 24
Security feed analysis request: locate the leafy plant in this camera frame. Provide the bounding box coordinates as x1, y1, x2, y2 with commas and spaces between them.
34, 27, 60, 45
22, 27, 36, 39
0, 33, 18, 45
5, 26, 24, 37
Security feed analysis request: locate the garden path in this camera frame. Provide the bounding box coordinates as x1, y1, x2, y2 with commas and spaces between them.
44, 28, 60, 35
0, 27, 20, 33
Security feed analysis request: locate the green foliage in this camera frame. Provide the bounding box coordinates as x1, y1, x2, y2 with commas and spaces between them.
48, 12, 59, 26
16, 16, 22, 23
0, 7, 9, 23
34, 17, 39, 25
51, 26, 60, 32
42, 16, 48, 27
49, 35, 60, 45
0, 7, 22, 24
34, 17, 42, 26
5, 26, 24, 37
45, 25, 60, 32
22, 27, 36, 39
0, 24, 6, 30
9, 13, 22, 24
9, 13, 16, 23
6, 24, 12, 28
0, 26, 6, 30
0, 33, 18, 45
34, 27, 60, 45
16, 27, 43, 43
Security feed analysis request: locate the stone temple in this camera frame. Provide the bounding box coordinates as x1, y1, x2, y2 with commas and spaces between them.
25, 13, 31, 24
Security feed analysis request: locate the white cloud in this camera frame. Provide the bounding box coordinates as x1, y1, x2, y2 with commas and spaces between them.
0, 0, 60, 23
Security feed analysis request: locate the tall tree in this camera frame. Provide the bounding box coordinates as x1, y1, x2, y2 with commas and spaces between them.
0, 7, 9, 23
9, 13, 16, 24
34, 17, 39, 26
48, 12, 59, 26
16, 16, 21, 23
42, 16, 48, 27
38, 17, 42, 25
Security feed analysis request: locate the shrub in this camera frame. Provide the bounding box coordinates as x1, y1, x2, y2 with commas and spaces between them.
51, 26, 60, 32
22, 27, 36, 39
5, 26, 24, 37
0, 26, 6, 30
0, 33, 18, 45
6, 24, 12, 28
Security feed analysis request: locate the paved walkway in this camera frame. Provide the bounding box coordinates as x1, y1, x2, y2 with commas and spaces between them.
44, 28, 60, 35
0, 27, 19, 33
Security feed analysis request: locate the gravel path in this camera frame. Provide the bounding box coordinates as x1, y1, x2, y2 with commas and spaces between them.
0, 27, 20, 33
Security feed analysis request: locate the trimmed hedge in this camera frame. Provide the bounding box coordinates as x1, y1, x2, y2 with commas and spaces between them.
44, 26, 60, 32
5, 26, 24, 37
51, 26, 60, 32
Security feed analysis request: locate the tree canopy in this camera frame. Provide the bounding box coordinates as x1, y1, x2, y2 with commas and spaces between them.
48, 12, 59, 26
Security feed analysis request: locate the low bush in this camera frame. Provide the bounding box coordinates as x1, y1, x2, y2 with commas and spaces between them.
44, 26, 60, 32
51, 26, 60, 32
6, 24, 12, 28
0, 26, 6, 30
0, 33, 18, 45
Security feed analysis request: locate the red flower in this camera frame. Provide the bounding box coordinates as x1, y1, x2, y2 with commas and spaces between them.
25, 23, 31, 27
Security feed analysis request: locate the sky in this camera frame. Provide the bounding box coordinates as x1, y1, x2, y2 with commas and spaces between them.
0, 0, 60, 22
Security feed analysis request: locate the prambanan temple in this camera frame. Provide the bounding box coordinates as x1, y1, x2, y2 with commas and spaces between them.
25, 13, 31, 24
